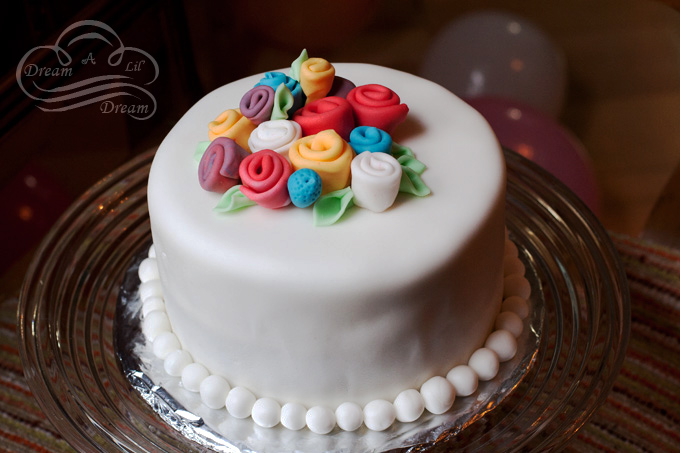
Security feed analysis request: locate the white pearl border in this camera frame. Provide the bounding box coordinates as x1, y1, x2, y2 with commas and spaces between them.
138, 233, 531, 434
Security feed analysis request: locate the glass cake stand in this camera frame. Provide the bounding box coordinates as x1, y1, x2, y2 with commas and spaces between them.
18, 149, 630, 452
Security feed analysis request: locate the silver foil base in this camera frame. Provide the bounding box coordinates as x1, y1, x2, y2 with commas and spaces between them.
116, 246, 541, 453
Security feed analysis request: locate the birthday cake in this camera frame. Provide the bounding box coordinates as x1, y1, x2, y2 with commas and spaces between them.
139, 51, 530, 434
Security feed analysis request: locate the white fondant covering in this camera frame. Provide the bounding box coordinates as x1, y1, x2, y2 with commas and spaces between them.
138, 239, 529, 432
147, 64, 507, 409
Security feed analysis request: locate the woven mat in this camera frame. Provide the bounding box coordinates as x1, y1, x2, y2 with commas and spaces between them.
1, 235, 679, 452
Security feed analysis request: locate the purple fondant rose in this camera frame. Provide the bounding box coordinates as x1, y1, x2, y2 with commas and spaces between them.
239, 85, 275, 125
327, 76, 356, 99
198, 137, 250, 193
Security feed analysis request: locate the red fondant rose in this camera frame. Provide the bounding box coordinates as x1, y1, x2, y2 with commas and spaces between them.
346, 84, 409, 135
292, 96, 355, 141
239, 149, 292, 209
198, 137, 250, 193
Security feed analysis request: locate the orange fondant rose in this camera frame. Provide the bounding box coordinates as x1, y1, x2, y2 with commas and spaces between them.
289, 130, 355, 195
208, 109, 256, 151
300, 58, 335, 104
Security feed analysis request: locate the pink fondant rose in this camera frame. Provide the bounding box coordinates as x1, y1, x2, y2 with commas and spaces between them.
239, 149, 292, 209
239, 85, 275, 125
346, 84, 409, 135
292, 96, 355, 141
198, 137, 250, 193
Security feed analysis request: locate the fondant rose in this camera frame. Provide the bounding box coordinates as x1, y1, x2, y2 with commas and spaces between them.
198, 138, 250, 193
349, 126, 392, 154
239, 149, 292, 209
346, 84, 409, 134
248, 120, 302, 155
208, 109, 256, 151
239, 85, 275, 125
289, 130, 355, 195
300, 57, 335, 104
292, 96, 354, 141
350, 151, 402, 212
256, 72, 304, 113
327, 76, 356, 99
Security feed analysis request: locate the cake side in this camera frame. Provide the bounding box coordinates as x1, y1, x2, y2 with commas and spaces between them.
147, 63, 506, 408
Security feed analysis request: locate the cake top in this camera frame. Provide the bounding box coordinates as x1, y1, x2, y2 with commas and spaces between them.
148, 59, 505, 293
193, 50, 431, 226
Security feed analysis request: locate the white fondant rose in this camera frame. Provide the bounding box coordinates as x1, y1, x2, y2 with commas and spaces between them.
350, 152, 402, 212
248, 119, 302, 155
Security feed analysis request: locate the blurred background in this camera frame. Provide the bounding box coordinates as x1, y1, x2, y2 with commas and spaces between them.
1, 0, 680, 297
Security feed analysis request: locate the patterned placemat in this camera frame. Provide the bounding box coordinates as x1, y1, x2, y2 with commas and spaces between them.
1, 235, 678, 452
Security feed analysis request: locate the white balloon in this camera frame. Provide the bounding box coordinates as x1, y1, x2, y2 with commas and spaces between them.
421, 10, 567, 117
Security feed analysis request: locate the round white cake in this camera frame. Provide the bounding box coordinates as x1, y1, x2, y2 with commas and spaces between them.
147, 63, 506, 412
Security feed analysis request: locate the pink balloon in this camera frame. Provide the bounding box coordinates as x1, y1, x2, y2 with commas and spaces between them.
466, 96, 600, 214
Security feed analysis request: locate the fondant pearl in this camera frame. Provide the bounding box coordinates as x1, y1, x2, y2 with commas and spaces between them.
335, 402, 363, 431
420, 376, 455, 415
468, 347, 500, 381
502, 296, 530, 319
252, 398, 281, 428
393, 389, 425, 423
200, 375, 231, 410
138, 257, 160, 283
147, 244, 156, 258
226, 387, 256, 419
503, 274, 531, 300
503, 255, 525, 277
363, 399, 396, 431
504, 239, 518, 258
142, 310, 171, 341
181, 362, 210, 392
446, 365, 479, 397
306, 406, 336, 434
138, 279, 163, 302
141, 296, 165, 317
164, 349, 192, 377
281, 402, 307, 431
152, 331, 181, 359
485, 329, 518, 362
495, 311, 524, 338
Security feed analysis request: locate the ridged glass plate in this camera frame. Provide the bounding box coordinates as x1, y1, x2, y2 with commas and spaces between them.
18, 149, 629, 452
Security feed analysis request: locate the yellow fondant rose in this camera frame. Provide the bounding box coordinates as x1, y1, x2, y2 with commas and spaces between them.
300, 58, 335, 104
289, 130, 355, 195
208, 109, 256, 152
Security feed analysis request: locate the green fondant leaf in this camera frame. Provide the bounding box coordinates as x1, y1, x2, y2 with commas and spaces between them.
313, 187, 354, 226
194, 141, 211, 165
397, 155, 427, 175
399, 166, 431, 197
391, 142, 426, 174
271, 84, 294, 120
390, 142, 415, 160
290, 48, 309, 81
213, 185, 256, 213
